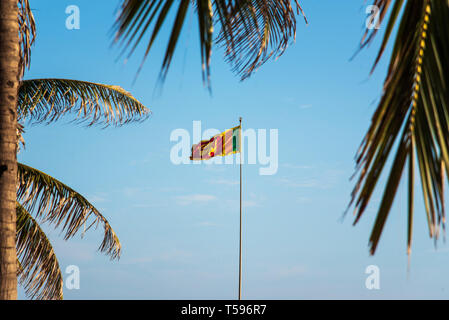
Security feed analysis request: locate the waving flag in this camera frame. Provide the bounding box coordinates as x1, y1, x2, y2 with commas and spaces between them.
189, 118, 244, 301
190, 125, 241, 160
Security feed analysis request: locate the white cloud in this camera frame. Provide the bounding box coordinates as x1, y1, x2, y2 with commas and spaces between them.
282, 163, 313, 169
122, 249, 194, 265
204, 165, 226, 172
51, 239, 96, 262
276, 265, 308, 277
123, 187, 147, 198
87, 193, 108, 203
278, 178, 320, 188
225, 199, 261, 209
243, 200, 259, 208
132, 203, 163, 208
175, 194, 217, 206
278, 167, 346, 189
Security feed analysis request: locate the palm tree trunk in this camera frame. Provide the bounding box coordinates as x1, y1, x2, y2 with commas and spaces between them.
0, 0, 19, 300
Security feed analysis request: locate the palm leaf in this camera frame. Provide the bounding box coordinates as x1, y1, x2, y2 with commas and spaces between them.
350, 0, 449, 255
18, 0, 36, 77
16, 202, 63, 300
112, 0, 306, 85
16, 122, 25, 154
215, 0, 307, 80
18, 79, 150, 127
17, 163, 121, 260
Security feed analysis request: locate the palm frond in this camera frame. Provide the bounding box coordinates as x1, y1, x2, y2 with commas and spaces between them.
113, 0, 189, 83
16, 202, 63, 300
18, 79, 150, 127
350, 0, 449, 255
112, 0, 306, 85
16, 122, 25, 154
215, 0, 307, 80
18, 0, 36, 77
17, 163, 122, 260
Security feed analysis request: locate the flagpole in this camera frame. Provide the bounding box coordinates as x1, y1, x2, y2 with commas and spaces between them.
238, 117, 242, 300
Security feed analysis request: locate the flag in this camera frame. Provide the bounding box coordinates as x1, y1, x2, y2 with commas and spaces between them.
190, 125, 241, 160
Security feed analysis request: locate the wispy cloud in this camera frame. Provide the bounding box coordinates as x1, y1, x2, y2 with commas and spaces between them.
225, 199, 261, 208
132, 203, 163, 209
204, 165, 226, 172
226, 192, 264, 208
278, 178, 320, 188
276, 265, 308, 277
278, 167, 346, 190
123, 187, 149, 198
123, 249, 194, 265
51, 239, 96, 262
282, 163, 313, 169
87, 193, 109, 204
281, 97, 312, 111
175, 194, 217, 206
243, 200, 259, 208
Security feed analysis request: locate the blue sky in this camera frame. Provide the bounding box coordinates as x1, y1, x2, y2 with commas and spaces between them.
17, 0, 449, 299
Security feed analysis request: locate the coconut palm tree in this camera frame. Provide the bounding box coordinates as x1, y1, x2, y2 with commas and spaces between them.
0, 0, 26, 299
0, 0, 150, 299
349, 0, 449, 256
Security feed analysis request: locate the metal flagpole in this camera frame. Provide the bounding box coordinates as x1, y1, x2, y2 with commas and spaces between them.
238, 117, 242, 300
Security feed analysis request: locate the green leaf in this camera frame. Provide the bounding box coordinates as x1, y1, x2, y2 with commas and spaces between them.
18, 78, 150, 127
16, 202, 64, 300
112, 0, 306, 84
17, 163, 122, 260
18, 0, 36, 77
350, 0, 449, 255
